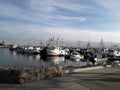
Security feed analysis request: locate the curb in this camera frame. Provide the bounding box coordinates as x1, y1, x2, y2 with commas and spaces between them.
64, 65, 111, 74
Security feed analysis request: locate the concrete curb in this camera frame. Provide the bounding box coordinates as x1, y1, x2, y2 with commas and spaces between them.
64, 65, 111, 74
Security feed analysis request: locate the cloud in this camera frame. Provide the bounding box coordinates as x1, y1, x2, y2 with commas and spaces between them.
0, 0, 89, 26
1, 0, 120, 44
0, 20, 120, 43
94, 0, 120, 18
43, 28, 120, 43
54, 15, 87, 22
28, 0, 84, 12
28, 0, 89, 23
0, 3, 31, 20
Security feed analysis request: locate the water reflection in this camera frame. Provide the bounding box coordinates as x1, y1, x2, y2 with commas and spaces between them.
35, 54, 41, 60
11, 51, 17, 57
64, 59, 87, 68
47, 56, 65, 65
11, 52, 41, 61
37, 56, 64, 67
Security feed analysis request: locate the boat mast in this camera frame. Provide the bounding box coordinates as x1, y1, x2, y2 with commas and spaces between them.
100, 38, 104, 49
87, 42, 90, 49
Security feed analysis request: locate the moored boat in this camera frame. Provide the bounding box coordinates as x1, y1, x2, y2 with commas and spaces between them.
46, 46, 60, 56
9, 45, 17, 50
70, 51, 83, 61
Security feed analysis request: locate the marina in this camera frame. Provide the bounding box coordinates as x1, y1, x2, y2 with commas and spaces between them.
1, 41, 120, 85
1, 0, 120, 89
1, 43, 120, 68
0, 48, 87, 68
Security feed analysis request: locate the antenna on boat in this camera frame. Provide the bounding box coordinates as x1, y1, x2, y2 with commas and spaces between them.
99, 38, 104, 49
87, 42, 90, 49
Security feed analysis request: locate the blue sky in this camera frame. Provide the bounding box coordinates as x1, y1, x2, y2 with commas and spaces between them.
0, 0, 120, 43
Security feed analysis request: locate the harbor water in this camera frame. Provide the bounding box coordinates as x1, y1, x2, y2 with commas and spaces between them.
0, 48, 87, 68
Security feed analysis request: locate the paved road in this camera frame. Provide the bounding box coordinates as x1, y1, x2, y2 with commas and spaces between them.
69, 67, 120, 90
0, 66, 120, 90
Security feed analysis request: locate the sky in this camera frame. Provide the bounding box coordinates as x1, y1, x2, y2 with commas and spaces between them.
0, 0, 120, 44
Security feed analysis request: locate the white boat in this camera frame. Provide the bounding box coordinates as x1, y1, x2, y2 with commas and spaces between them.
94, 58, 108, 65
114, 50, 120, 57
46, 46, 67, 56
9, 45, 17, 50
42, 37, 66, 56
46, 46, 60, 56
94, 53, 108, 65
33, 47, 41, 54
59, 49, 66, 56
24, 46, 34, 54
70, 51, 81, 61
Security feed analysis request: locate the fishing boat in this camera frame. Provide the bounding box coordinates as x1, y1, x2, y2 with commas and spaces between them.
32, 47, 41, 54
9, 45, 17, 50
46, 46, 60, 56
94, 53, 108, 65
16, 46, 25, 53
113, 50, 120, 57
41, 37, 66, 56
24, 46, 34, 54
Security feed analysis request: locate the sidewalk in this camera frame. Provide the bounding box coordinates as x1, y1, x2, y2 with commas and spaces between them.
0, 66, 120, 90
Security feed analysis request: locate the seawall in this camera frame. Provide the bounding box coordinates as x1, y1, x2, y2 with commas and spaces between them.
0, 66, 63, 83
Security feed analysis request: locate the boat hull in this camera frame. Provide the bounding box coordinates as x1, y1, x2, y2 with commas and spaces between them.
46, 49, 60, 56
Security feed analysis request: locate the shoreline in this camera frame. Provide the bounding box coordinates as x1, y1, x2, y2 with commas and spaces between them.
0, 46, 9, 48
